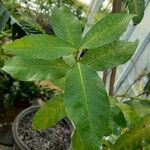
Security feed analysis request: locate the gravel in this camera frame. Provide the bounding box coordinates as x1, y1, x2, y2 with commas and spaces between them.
17, 112, 72, 150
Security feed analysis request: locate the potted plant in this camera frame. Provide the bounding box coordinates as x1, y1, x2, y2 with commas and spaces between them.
2, 5, 138, 150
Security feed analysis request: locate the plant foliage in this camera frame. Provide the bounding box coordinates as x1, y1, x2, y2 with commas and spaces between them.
2, 5, 138, 149
113, 115, 150, 150
32, 94, 65, 129
128, 0, 145, 25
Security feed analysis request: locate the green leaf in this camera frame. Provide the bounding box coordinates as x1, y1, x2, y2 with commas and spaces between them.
107, 104, 127, 135
111, 105, 127, 128
109, 97, 141, 127
128, 0, 145, 25
64, 63, 110, 150
113, 115, 150, 150
2, 57, 69, 81
143, 145, 150, 150
32, 94, 66, 130
3, 34, 76, 60
126, 99, 150, 117
81, 40, 138, 71
51, 6, 82, 47
140, 114, 150, 127
72, 130, 85, 150
0, 4, 9, 31
80, 13, 134, 49
0, 4, 5, 15
63, 54, 76, 68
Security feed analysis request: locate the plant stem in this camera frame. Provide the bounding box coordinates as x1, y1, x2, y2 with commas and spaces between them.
77, 50, 82, 61
112, 0, 122, 13
109, 0, 122, 96
109, 67, 116, 95
103, 70, 108, 86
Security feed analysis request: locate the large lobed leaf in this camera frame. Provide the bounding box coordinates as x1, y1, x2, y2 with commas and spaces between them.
64, 63, 110, 150
128, 0, 145, 25
3, 34, 76, 60
81, 40, 138, 71
32, 94, 66, 130
51, 6, 82, 47
80, 13, 134, 49
2, 57, 69, 81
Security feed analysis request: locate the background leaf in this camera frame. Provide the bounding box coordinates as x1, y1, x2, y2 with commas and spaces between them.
126, 99, 150, 117
0, 4, 10, 31
113, 115, 150, 150
110, 97, 141, 127
64, 63, 110, 150
2, 57, 69, 81
80, 13, 134, 49
72, 130, 85, 150
128, 0, 145, 25
32, 94, 66, 130
3, 34, 76, 60
111, 105, 127, 128
51, 6, 82, 47
81, 40, 138, 71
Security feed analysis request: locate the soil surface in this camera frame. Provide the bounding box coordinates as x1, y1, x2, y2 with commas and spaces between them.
18, 112, 72, 150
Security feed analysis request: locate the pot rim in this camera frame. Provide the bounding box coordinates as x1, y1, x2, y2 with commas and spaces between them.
12, 105, 40, 150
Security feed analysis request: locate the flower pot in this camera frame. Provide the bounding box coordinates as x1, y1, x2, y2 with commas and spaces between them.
12, 106, 72, 150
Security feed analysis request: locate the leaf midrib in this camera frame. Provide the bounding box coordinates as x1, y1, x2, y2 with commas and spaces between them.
5, 46, 75, 50
81, 16, 130, 48
5, 65, 67, 69
77, 63, 94, 148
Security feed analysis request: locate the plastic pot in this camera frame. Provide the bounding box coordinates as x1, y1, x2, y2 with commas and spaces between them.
12, 105, 72, 150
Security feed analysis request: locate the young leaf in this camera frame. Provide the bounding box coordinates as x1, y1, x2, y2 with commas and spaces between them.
2, 57, 69, 81
3, 34, 76, 60
51, 6, 82, 47
81, 40, 138, 71
32, 94, 66, 130
64, 63, 110, 150
128, 0, 145, 25
80, 13, 134, 49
